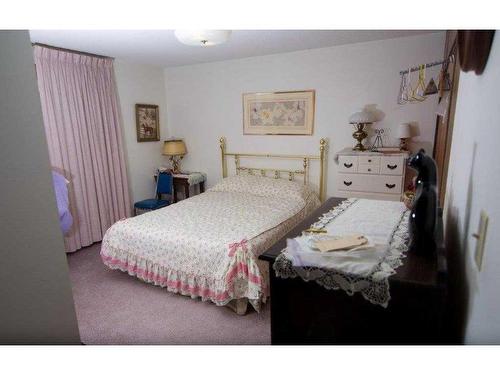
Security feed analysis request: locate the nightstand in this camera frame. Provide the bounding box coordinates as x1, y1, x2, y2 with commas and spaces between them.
172, 172, 206, 202
154, 171, 206, 202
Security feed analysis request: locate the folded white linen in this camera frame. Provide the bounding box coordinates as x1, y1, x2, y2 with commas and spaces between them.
288, 237, 386, 277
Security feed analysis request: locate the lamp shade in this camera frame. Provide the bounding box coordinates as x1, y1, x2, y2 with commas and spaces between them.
397, 123, 412, 139
163, 139, 187, 156
348, 109, 377, 124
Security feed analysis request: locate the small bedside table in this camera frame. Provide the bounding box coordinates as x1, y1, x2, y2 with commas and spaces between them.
154, 171, 206, 202
171, 172, 206, 202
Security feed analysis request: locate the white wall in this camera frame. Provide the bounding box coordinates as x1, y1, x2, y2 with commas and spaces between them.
0, 31, 80, 343
164, 33, 445, 197
444, 34, 500, 343
114, 60, 168, 203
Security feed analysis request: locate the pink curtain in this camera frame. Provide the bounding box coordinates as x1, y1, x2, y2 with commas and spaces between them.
34, 45, 131, 253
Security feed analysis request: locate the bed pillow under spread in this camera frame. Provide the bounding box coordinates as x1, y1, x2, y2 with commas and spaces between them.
208, 174, 315, 202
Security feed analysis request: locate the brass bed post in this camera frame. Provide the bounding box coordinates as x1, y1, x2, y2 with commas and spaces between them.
319, 138, 327, 202
303, 158, 309, 185
219, 137, 227, 178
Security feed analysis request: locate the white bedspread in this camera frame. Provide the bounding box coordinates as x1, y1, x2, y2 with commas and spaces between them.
101, 185, 318, 311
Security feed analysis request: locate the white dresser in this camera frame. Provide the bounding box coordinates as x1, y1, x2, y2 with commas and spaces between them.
334, 148, 409, 201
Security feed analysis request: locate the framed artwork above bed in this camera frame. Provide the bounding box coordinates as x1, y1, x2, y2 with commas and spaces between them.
243, 90, 315, 135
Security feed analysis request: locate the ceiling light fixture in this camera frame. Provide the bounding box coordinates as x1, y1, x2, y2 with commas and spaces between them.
174, 30, 232, 47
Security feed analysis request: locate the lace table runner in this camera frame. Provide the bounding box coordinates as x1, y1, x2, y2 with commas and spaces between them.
273, 198, 410, 307
172, 172, 207, 185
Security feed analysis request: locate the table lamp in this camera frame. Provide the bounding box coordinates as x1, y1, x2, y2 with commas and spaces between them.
397, 123, 412, 151
163, 139, 187, 174
348, 109, 377, 151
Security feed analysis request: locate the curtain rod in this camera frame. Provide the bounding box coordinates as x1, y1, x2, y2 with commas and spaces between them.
31, 43, 114, 60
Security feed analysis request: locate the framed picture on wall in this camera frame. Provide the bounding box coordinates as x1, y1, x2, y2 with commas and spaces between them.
243, 90, 315, 135
135, 104, 160, 142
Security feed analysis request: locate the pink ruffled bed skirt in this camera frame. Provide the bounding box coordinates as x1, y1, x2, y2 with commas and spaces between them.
100, 244, 268, 311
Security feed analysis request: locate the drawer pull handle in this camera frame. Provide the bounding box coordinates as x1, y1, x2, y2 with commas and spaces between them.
368, 159, 372, 162
343, 181, 352, 186
343, 162, 353, 168
387, 164, 397, 170
385, 183, 396, 189
368, 168, 371, 172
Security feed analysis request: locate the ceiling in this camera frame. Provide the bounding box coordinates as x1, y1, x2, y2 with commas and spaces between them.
29, 30, 439, 67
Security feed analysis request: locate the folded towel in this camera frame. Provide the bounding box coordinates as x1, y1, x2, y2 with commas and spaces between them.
314, 234, 368, 252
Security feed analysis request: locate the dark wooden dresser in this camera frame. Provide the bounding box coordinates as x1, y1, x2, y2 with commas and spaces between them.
259, 198, 447, 344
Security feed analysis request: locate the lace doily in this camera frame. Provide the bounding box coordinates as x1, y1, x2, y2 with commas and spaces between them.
273, 198, 410, 307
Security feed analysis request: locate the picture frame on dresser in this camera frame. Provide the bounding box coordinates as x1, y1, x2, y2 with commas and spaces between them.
334, 148, 409, 201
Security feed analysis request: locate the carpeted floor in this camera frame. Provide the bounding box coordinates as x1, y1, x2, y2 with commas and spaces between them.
67, 243, 271, 344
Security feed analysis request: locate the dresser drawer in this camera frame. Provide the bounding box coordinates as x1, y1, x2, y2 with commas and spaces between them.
358, 155, 380, 165
338, 155, 358, 173
358, 163, 380, 174
337, 174, 373, 192
380, 156, 405, 176
337, 175, 360, 191
337, 174, 402, 195
371, 175, 402, 194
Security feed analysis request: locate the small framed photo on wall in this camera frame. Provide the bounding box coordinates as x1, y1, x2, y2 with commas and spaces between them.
135, 104, 160, 142
243, 90, 315, 135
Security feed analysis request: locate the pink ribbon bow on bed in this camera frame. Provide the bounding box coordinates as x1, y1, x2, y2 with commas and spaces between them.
228, 239, 248, 257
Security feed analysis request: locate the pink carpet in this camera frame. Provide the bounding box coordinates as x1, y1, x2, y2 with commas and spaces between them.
67, 243, 271, 344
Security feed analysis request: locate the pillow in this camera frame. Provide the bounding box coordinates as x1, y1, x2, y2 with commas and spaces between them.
209, 174, 314, 202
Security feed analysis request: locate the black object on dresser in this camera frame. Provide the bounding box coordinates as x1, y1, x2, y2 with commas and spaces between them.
407, 149, 439, 256
259, 198, 447, 345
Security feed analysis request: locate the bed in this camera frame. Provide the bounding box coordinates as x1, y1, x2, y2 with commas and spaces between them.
100, 137, 328, 313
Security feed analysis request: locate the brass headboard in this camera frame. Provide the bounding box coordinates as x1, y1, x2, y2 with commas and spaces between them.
219, 137, 328, 202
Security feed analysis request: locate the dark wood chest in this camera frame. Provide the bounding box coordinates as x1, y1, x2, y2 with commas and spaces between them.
259, 198, 447, 344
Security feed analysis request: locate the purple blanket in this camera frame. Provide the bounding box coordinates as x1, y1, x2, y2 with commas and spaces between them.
52, 171, 73, 234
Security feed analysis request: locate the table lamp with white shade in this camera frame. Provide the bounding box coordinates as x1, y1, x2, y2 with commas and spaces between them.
348, 109, 378, 151
397, 123, 412, 151
163, 139, 187, 174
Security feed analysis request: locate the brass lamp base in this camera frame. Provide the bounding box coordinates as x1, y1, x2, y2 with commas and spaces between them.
352, 123, 368, 151
169, 155, 184, 174
399, 138, 409, 151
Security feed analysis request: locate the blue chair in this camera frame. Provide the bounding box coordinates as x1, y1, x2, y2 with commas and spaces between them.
134, 171, 173, 215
